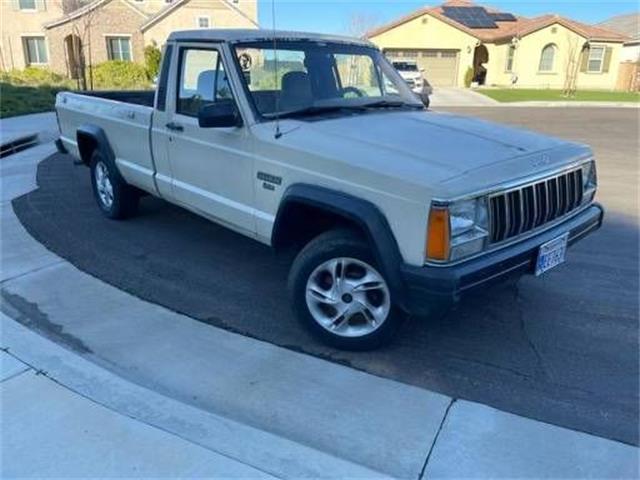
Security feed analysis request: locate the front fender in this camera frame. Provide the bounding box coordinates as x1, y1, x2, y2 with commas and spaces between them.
273, 184, 409, 308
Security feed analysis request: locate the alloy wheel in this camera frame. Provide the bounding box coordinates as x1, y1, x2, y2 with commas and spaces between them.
305, 257, 391, 338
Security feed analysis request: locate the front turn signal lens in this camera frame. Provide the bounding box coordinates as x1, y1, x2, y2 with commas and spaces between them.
427, 207, 450, 261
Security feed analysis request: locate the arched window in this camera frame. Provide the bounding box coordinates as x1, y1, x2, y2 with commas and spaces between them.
538, 44, 556, 72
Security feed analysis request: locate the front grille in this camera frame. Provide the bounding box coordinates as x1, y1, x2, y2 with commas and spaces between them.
488, 168, 584, 244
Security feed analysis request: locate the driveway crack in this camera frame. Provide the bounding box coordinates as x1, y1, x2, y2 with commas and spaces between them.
419, 398, 456, 479
513, 283, 548, 380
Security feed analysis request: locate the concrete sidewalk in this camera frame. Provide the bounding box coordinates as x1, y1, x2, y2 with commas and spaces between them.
430, 87, 499, 107
0, 348, 273, 478
1, 114, 638, 478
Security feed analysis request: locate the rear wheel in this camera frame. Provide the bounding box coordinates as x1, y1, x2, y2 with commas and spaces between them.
288, 229, 404, 350
90, 150, 139, 219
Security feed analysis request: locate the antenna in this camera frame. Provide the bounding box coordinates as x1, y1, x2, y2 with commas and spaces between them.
272, 0, 282, 139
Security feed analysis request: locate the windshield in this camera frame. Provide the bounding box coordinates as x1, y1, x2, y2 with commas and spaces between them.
393, 62, 418, 72
233, 41, 422, 118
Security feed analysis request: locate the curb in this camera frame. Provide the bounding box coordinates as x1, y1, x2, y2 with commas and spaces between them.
493, 101, 640, 108
0, 312, 386, 478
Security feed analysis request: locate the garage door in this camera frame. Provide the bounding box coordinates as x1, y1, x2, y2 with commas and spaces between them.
385, 49, 460, 87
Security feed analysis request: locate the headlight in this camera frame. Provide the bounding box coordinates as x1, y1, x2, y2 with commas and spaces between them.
426, 198, 489, 262
582, 161, 597, 203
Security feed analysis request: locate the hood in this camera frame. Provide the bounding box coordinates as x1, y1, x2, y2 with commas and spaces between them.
398, 70, 421, 80
270, 110, 590, 198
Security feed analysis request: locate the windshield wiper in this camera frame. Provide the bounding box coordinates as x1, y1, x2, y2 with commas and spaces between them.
360, 100, 424, 110
268, 105, 366, 120
265, 101, 422, 120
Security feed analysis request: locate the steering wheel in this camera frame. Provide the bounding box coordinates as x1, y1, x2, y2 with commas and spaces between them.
341, 86, 366, 98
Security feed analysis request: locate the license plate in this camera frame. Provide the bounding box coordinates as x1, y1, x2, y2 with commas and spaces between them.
535, 233, 569, 276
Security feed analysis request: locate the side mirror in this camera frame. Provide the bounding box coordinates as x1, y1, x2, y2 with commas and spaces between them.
419, 67, 425, 73
198, 101, 242, 128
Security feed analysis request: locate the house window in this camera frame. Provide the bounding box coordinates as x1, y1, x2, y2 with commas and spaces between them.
107, 37, 132, 61
23, 36, 48, 65
197, 16, 210, 28
18, 0, 36, 10
587, 45, 606, 73
505, 45, 515, 72
538, 44, 556, 72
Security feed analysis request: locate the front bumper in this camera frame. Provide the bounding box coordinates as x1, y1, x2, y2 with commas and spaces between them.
400, 203, 604, 315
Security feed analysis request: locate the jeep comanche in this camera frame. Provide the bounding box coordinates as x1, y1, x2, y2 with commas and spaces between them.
55, 29, 603, 350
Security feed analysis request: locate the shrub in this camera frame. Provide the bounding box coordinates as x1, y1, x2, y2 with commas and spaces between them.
0, 67, 73, 88
144, 42, 162, 80
90, 61, 151, 90
464, 66, 474, 88
0, 82, 64, 118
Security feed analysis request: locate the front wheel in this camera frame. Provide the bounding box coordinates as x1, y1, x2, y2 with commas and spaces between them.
288, 229, 404, 350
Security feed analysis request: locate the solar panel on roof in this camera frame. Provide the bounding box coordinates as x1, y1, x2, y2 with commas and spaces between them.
442, 6, 498, 29
490, 12, 517, 22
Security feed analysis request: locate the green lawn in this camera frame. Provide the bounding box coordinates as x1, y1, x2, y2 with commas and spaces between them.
477, 88, 640, 103
0, 82, 69, 119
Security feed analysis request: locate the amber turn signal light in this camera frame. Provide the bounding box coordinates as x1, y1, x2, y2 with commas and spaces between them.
426, 207, 450, 261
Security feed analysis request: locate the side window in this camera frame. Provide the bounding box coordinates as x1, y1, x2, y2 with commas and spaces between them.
177, 48, 232, 117
381, 70, 400, 97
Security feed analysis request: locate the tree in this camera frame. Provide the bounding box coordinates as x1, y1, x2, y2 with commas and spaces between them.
343, 12, 381, 38
562, 33, 583, 97
144, 41, 162, 81
55, 0, 99, 90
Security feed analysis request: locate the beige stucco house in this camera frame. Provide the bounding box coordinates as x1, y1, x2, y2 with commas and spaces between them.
367, 0, 628, 90
0, 0, 258, 76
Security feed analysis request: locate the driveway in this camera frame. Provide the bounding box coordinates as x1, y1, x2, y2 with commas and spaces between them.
429, 87, 498, 107
10, 107, 639, 446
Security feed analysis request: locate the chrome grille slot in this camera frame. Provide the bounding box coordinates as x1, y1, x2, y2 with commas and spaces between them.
488, 167, 584, 244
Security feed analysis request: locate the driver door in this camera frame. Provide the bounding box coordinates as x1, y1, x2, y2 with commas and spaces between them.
165, 44, 255, 236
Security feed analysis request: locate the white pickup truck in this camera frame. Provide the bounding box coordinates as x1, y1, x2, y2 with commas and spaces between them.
56, 29, 603, 350
391, 60, 432, 106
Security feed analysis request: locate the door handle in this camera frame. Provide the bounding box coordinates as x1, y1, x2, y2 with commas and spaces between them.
165, 122, 184, 132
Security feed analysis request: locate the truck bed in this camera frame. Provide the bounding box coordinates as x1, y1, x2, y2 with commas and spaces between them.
56, 89, 157, 196
74, 90, 155, 107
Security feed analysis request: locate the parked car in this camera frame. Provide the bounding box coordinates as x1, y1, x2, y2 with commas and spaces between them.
392, 60, 432, 107
55, 29, 603, 350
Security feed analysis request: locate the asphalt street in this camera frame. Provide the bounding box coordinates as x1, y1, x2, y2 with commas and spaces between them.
12, 107, 639, 445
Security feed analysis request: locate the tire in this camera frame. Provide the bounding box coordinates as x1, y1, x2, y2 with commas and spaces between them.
90, 150, 139, 219
288, 229, 404, 350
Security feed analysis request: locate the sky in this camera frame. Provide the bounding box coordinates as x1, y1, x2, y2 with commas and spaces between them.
258, 0, 639, 35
